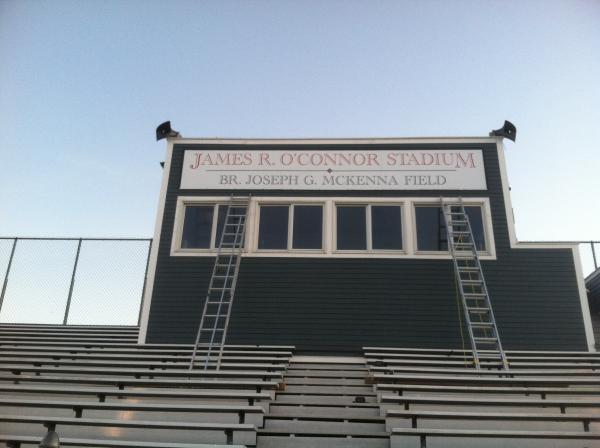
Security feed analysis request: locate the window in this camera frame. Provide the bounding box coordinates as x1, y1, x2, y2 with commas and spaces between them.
336, 204, 403, 251
258, 204, 323, 250
465, 206, 486, 251
337, 206, 367, 250
258, 206, 289, 249
292, 205, 323, 249
371, 206, 403, 250
415, 205, 486, 252
181, 204, 227, 249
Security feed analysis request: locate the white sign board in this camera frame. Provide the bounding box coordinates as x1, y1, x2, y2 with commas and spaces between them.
180, 149, 487, 190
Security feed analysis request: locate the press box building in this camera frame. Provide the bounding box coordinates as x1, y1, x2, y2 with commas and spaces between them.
138, 133, 595, 354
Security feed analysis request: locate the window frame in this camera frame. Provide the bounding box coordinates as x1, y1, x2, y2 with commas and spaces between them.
333, 202, 406, 254
170, 196, 495, 260
171, 199, 229, 253
254, 201, 327, 253
412, 199, 494, 257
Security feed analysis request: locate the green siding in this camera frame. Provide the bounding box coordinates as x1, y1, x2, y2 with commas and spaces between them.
145, 142, 589, 353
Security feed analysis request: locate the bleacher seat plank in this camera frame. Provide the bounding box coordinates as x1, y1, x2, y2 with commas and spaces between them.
366, 358, 600, 369
0, 351, 291, 362
369, 365, 600, 376
372, 372, 600, 386
0, 434, 246, 448
390, 428, 600, 448
385, 409, 600, 431
0, 384, 271, 406
376, 383, 600, 399
0, 357, 288, 370
381, 394, 600, 412
0, 373, 279, 392
0, 415, 255, 444
0, 364, 283, 380
364, 346, 600, 357
0, 398, 264, 424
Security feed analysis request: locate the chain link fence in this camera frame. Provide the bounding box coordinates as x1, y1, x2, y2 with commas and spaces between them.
0, 237, 596, 326
0, 238, 151, 326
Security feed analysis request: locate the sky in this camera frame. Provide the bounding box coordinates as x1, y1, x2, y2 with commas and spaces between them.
0, 1, 599, 248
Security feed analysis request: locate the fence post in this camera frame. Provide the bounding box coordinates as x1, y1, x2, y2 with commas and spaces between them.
137, 239, 153, 326
592, 241, 598, 271
63, 238, 82, 325
0, 238, 18, 317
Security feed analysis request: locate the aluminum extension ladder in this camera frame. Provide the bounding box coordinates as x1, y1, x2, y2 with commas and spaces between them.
189, 195, 250, 371
440, 198, 509, 370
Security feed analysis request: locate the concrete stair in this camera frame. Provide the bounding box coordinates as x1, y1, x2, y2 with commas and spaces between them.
257, 356, 389, 448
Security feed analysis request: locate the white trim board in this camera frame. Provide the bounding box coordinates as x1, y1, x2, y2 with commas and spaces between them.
168, 136, 500, 145
137, 141, 174, 344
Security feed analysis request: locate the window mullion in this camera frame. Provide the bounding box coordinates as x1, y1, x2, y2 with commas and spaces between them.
366, 204, 373, 251
288, 205, 294, 251
210, 204, 219, 249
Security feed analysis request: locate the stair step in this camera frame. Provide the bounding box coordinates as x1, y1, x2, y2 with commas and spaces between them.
274, 394, 378, 405
263, 419, 387, 434
269, 405, 381, 418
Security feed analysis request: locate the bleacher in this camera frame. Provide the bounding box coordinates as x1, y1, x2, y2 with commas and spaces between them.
0, 324, 293, 448
2, 326, 600, 447
365, 346, 600, 448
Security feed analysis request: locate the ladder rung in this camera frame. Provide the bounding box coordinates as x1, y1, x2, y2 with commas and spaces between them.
200, 328, 225, 332
462, 280, 483, 285
473, 337, 498, 343
467, 307, 490, 313
206, 301, 231, 305
464, 293, 486, 297
471, 322, 494, 327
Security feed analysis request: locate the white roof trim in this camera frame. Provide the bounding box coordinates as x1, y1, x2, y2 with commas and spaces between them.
166, 136, 500, 145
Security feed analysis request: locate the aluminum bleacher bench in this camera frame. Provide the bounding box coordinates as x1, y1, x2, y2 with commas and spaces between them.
0, 351, 291, 363
0, 384, 271, 407
257, 428, 390, 448
380, 394, 600, 414
364, 346, 600, 357
371, 373, 600, 387
0, 364, 283, 381
390, 428, 600, 448
0, 415, 255, 445
0, 374, 280, 394
0, 434, 246, 448
365, 357, 600, 370
376, 383, 600, 399
369, 365, 600, 376
0, 357, 289, 370
364, 349, 600, 360
0, 398, 265, 425
385, 409, 600, 432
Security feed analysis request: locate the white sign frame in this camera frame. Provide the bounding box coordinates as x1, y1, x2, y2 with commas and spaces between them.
180, 149, 487, 190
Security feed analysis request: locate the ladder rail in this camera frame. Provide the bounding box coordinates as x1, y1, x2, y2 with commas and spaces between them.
441, 199, 481, 369
458, 198, 509, 370
188, 201, 234, 371
441, 197, 509, 371
214, 214, 248, 370
203, 206, 239, 369
188, 196, 250, 371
